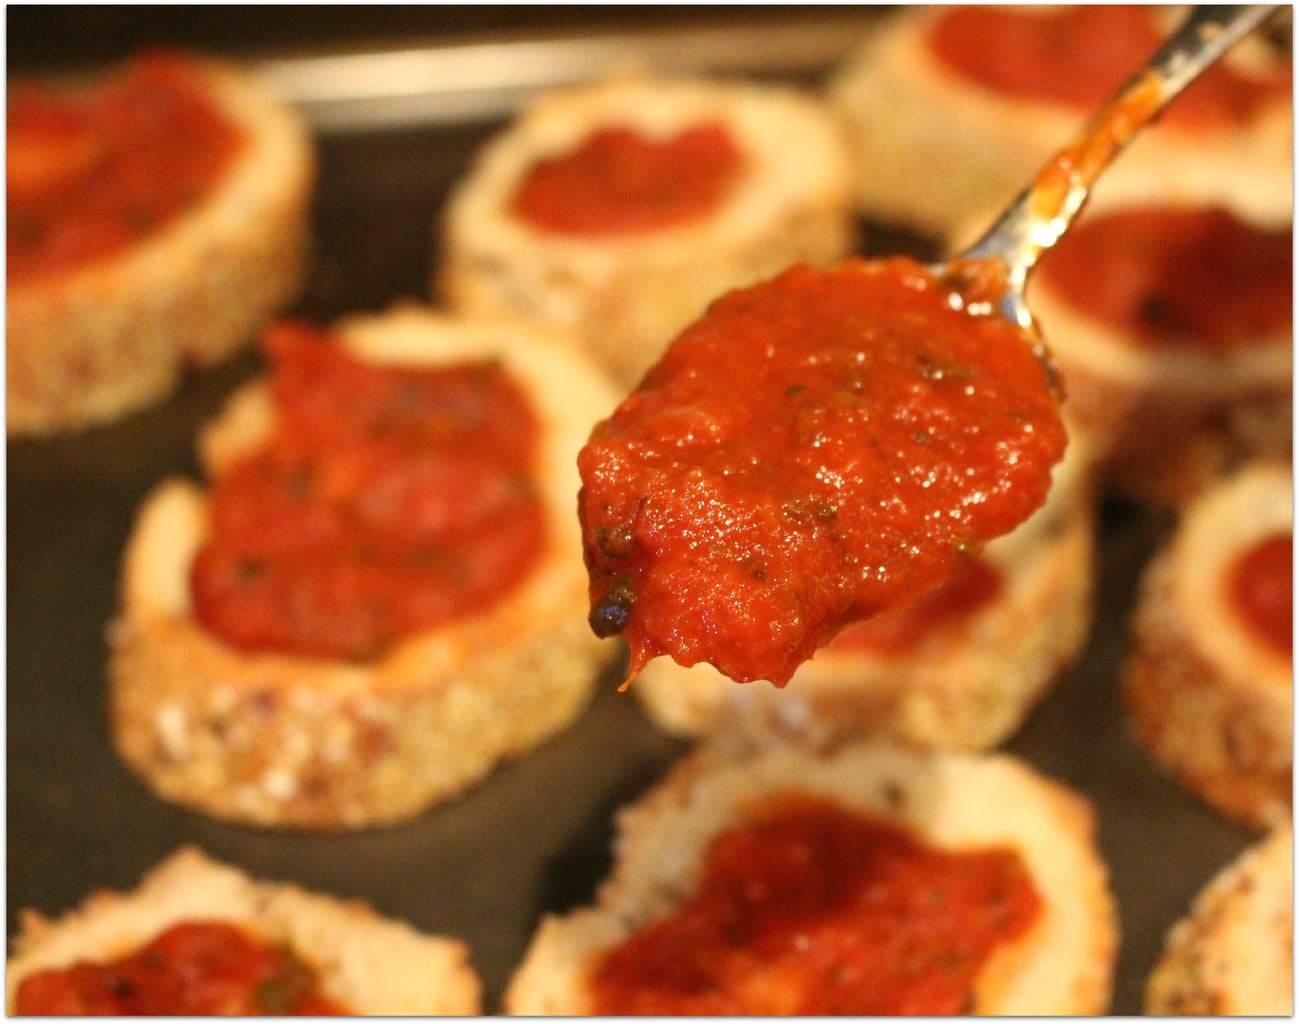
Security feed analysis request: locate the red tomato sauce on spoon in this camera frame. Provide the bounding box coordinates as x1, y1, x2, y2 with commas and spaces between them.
578, 257, 1065, 685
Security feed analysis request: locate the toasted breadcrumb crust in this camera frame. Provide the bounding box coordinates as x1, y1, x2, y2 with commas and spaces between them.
503, 738, 1118, 1015
6, 846, 482, 1015
438, 75, 855, 386
108, 307, 621, 829
631, 433, 1098, 749
1123, 460, 1293, 828
1146, 825, 1293, 1015
829, 7, 1292, 240
6, 55, 314, 436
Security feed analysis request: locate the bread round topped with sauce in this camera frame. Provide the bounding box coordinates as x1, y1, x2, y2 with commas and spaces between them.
829, 5, 1292, 240
107, 305, 621, 830
1123, 459, 1293, 829
1027, 197, 1292, 508
6, 49, 314, 436
437, 75, 855, 385
6, 846, 481, 1015
1146, 824, 1293, 1015
503, 735, 1118, 1015
629, 427, 1098, 750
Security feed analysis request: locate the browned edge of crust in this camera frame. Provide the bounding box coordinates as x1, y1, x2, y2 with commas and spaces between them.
1145, 826, 1294, 1015
1122, 474, 1293, 829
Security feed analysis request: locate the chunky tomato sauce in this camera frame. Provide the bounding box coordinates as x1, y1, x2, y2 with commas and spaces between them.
578, 258, 1065, 685
13, 921, 348, 1015
927, 6, 1291, 130
1036, 207, 1293, 350
1227, 532, 1293, 657
7, 50, 245, 284
590, 794, 1042, 1015
509, 121, 745, 236
828, 557, 1003, 656
190, 321, 545, 661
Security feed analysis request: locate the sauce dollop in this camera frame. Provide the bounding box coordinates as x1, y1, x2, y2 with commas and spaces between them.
191, 321, 545, 661
7, 50, 245, 284
589, 794, 1042, 1015
1227, 532, 1293, 657
828, 557, 1003, 655
13, 920, 347, 1015
509, 121, 745, 236
578, 258, 1065, 685
927, 6, 1291, 130
1035, 206, 1293, 350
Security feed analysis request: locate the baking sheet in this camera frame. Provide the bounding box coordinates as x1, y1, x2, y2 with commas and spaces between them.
6, 13, 1260, 1014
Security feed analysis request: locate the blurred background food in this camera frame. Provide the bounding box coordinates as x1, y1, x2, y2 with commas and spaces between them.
7, 6, 1292, 1014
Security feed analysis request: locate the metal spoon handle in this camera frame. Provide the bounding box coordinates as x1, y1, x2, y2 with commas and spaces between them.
961, 4, 1279, 324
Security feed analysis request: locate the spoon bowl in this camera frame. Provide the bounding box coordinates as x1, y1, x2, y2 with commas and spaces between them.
576, 4, 1282, 687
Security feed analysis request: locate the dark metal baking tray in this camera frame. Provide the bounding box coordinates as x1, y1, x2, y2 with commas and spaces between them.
6, 11, 1258, 1014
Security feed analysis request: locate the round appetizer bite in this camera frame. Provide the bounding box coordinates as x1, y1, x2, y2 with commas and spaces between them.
438, 75, 854, 385
1123, 459, 1292, 828
578, 257, 1066, 687
830, 5, 1292, 239
503, 738, 1118, 1015
1146, 824, 1293, 1015
1030, 199, 1292, 507
108, 306, 620, 829
6, 846, 481, 1015
631, 430, 1097, 750
7, 49, 314, 436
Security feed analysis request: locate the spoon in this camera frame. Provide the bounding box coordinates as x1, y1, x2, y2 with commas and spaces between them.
578, 4, 1282, 687
959, 4, 1280, 336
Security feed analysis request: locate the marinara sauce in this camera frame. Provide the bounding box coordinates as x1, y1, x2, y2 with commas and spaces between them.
1227, 532, 1293, 657
829, 557, 1004, 656
509, 121, 745, 236
1035, 206, 1293, 350
927, 6, 1290, 130
13, 921, 348, 1015
190, 322, 545, 661
7, 50, 245, 284
589, 794, 1042, 1015
578, 258, 1065, 685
